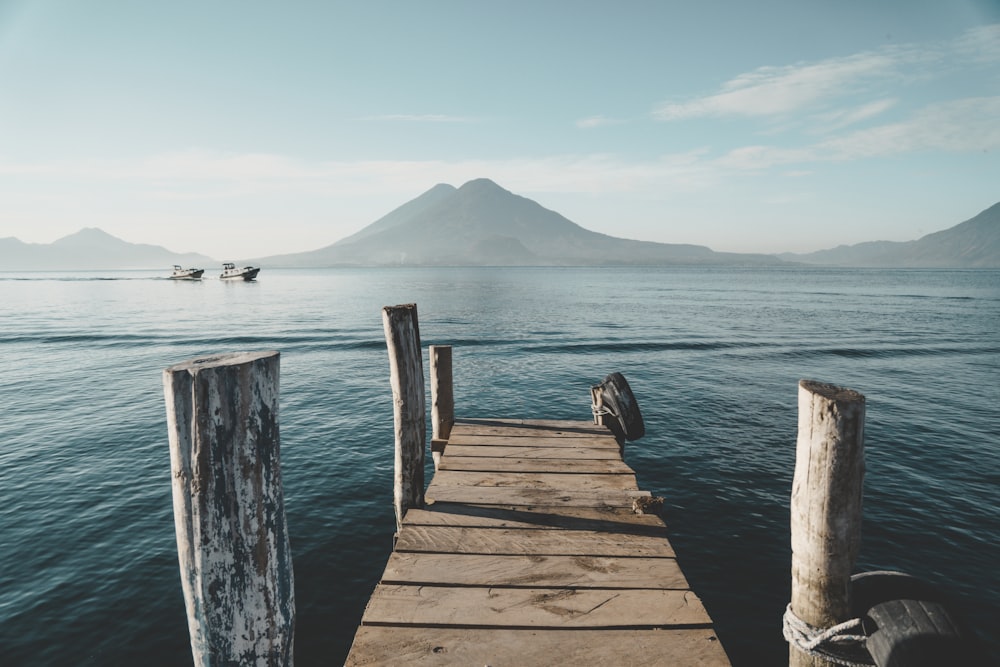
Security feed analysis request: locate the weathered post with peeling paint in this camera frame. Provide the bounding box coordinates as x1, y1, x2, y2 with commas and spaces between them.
788, 380, 865, 667
163, 351, 295, 667
382, 304, 425, 531
429, 344, 454, 470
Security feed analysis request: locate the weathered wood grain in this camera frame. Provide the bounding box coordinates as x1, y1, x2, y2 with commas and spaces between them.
789, 380, 866, 667
361, 585, 710, 628
381, 552, 690, 589
163, 351, 294, 667
394, 525, 676, 557
453, 418, 611, 437
441, 444, 622, 459
425, 485, 650, 508
346, 410, 730, 665
445, 433, 622, 448
346, 627, 730, 666
383, 304, 425, 530
439, 456, 634, 473
429, 345, 454, 442
428, 469, 640, 490
402, 505, 667, 534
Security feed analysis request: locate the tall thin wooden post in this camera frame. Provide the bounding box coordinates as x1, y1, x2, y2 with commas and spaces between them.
789, 380, 865, 667
162, 351, 295, 667
382, 304, 425, 531
429, 344, 454, 470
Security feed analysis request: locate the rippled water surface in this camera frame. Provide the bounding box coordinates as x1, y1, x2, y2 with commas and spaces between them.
1, 267, 997, 665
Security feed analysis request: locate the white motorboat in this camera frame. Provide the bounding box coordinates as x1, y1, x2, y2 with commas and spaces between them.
220, 262, 260, 281
170, 265, 205, 280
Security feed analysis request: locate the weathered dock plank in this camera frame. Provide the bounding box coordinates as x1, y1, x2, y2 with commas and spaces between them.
425, 485, 651, 507
441, 444, 622, 459
451, 418, 611, 437
381, 552, 691, 589
446, 433, 622, 448
439, 456, 633, 473
428, 469, 640, 491
346, 417, 730, 665
403, 505, 667, 533
394, 525, 676, 557
360, 584, 711, 628
346, 627, 728, 667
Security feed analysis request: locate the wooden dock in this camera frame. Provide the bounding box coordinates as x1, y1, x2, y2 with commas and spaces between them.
345, 417, 731, 666
160, 307, 980, 666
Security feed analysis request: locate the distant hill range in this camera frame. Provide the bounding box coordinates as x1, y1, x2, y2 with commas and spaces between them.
0, 228, 215, 271
255, 178, 783, 267
2, 180, 997, 269
779, 201, 1000, 268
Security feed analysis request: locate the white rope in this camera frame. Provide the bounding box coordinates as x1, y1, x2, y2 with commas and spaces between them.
782, 603, 875, 667
590, 403, 614, 418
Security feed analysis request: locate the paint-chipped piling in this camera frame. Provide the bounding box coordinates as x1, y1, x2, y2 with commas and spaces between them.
163, 351, 294, 667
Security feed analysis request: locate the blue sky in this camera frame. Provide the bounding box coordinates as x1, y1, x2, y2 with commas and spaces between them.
1, 1, 998, 260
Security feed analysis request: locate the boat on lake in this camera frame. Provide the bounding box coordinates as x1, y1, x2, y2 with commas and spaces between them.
220, 262, 260, 281
170, 265, 205, 280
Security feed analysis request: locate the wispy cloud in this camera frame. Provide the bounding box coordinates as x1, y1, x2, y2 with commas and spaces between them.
576, 115, 624, 129
712, 95, 1000, 170
953, 23, 1000, 64
652, 24, 998, 123
2, 91, 997, 207
714, 145, 814, 171
819, 96, 1000, 159
811, 98, 898, 133
653, 52, 900, 120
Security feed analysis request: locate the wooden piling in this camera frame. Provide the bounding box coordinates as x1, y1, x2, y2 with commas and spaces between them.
162, 351, 294, 667
382, 304, 425, 531
429, 344, 454, 469
789, 380, 865, 667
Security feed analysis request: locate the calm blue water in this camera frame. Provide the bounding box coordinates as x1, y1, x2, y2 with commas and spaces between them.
1, 267, 997, 665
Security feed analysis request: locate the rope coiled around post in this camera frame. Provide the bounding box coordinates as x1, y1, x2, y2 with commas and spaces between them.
782, 603, 875, 667
591, 403, 614, 418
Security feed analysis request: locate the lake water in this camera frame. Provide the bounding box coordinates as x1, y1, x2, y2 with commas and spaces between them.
1, 267, 997, 665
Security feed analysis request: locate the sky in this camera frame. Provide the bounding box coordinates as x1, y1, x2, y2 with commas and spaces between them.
1, 0, 998, 260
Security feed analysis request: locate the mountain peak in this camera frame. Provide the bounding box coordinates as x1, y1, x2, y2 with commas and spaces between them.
458, 178, 508, 194
268, 178, 771, 267
1, 227, 216, 270
57, 227, 116, 241
51, 227, 126, 248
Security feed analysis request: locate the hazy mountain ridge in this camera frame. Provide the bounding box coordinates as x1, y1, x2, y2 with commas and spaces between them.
778, 202, 1000, 268
3, 184, 997, 270
0, 228, 215, 271
256, 178, 781, 267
